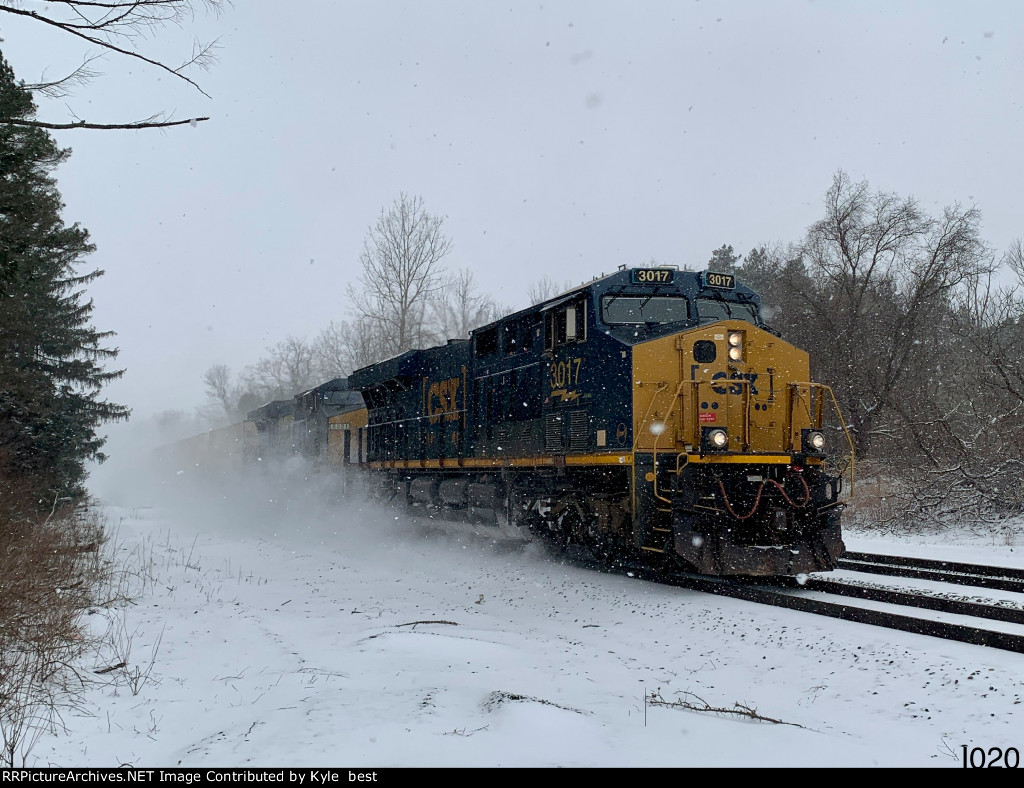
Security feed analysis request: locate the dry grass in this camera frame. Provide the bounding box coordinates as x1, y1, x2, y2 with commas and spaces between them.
845, 460, 1024, 541
845, 464, 909, 532
0, 498, 111, 767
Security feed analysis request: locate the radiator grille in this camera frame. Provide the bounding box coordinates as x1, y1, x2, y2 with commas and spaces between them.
569, 411, 590, 451
544, 414, 563, 451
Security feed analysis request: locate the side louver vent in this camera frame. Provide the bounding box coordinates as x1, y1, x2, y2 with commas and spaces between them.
544, 414, 564, 452
569, 411, 589, 451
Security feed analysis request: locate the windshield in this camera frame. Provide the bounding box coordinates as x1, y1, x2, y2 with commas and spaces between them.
602, 295, 690, 325
694, 297, 759, 325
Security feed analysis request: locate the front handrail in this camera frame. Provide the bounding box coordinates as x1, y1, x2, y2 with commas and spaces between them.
788, 382, 855, 496
649, 379, 687, 503
679, 378, 854, 497
651, 376, 855, 504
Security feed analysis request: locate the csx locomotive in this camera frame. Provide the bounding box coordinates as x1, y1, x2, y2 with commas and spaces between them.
231, 266, 853, 576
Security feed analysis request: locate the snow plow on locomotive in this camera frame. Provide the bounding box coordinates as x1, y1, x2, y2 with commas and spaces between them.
345, 266, 853, 576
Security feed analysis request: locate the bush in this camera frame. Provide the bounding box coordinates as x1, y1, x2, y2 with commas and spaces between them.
0, 497, 108, 766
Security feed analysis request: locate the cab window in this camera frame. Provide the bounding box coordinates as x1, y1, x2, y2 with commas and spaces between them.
475, 326, 499, 356
694, 297, 759, 325
545, 299, 586, 349
602, 295, 689, 325
502, 316, 534, 355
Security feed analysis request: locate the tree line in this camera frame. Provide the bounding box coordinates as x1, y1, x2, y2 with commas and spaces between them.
1, 6, 229, 766
0, 52, 129, 515
710, 171, 1024, 527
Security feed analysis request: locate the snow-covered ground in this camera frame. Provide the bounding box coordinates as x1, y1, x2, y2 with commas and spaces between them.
34, 461, 1024, 767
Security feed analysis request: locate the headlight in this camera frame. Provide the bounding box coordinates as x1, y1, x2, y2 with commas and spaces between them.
802, 429, 825, 453
727, 332, 743, 361
702, 427, 729, 452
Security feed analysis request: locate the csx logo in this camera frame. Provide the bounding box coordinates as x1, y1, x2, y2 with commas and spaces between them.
425, 377, 460, 423
711, 371, 759, 396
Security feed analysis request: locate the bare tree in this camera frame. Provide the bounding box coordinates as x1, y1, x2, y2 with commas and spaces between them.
202, 364, 234, 412
526, 275, 572, 306
348, 193, 452, 357
918, 238, 1024, 517
1005, 237, 1024, 285
0, 0, 227, 131
744, 232, 1024, 525
709, 193, 1021, 527
779, 170, 991, 457
200, 363, 248, 425
240, 336, 317, 402
427, 268, 503, 342
311, 318, 387, 379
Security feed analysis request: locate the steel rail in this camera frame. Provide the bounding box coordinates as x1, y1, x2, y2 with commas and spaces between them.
645, 570, 1024, 654
797, 576, 1024, 626
422, 507, 1024, 652
838, 556, 1024, 595
842, 550, 1024, 581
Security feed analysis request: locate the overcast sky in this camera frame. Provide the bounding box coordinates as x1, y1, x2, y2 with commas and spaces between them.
3, 1, 1022, 419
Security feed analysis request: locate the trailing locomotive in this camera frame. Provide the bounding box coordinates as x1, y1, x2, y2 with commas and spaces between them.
342, 266, 853, 576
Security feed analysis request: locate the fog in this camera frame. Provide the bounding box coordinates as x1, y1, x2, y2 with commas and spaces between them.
90, 430, 541, 570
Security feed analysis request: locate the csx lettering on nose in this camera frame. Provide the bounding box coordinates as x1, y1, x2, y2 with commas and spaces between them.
710, 371, 758, 395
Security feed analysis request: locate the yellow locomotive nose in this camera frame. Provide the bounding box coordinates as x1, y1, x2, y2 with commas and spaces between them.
630, 318, 852, 575
633, 319, 805, 457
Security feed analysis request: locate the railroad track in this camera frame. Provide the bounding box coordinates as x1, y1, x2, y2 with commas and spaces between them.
608, 550, 1024, 655
655, 570, 1024, 654
838, 550, 1024, 595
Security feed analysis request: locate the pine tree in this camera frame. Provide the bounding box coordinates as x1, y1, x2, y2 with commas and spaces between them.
0, 50, 129, 513
707, 244, 741, 274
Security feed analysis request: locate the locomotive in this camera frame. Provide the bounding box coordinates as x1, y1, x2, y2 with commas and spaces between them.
317, 265, 853, 576
203, 266, 851, 575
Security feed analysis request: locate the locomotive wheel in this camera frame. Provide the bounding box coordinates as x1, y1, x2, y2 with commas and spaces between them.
494, 497, 526, 540
546, 503, 574, 554
560, 499, 616, 566
584, 534, 617, 566
519, 501, 555, 548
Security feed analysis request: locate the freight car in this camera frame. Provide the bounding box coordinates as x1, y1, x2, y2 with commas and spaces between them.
346, 266, 853, 576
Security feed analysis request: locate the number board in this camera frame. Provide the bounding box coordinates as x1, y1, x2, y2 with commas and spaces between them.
631, 268, 675, 285
701, 271, 735, 289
